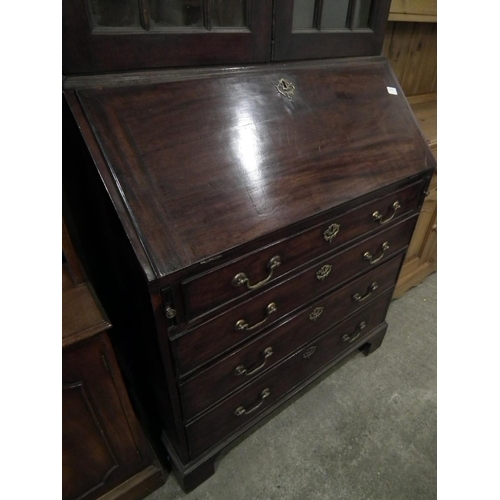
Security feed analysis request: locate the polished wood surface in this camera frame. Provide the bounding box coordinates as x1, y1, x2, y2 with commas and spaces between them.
64, 55, 436, 491
74, 57, 435, 279
173, 215, 417, 375
182, 178, 424, 319
185, 289, 393, 458
179, 253, 404, 420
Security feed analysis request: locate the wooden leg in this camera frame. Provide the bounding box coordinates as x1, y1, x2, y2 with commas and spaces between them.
359, 323, 388, 357
162, 432, 218, 493
177, 455, 218, 493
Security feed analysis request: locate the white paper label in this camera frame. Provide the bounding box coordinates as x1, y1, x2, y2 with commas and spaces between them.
387, 86, 398, 95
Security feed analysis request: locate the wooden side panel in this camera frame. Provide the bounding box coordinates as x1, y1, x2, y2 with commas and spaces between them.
383, 21, 437, 97
394, 171, 436, 297
62, 335, 148, 500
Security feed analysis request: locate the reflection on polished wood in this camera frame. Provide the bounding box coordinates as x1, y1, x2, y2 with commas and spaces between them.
75, 57, 434, 279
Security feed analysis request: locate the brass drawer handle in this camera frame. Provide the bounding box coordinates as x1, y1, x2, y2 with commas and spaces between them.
232, 256, 281, 290
323, 223, 340, 242
316, 264, 332, 281
363, 242, 389, 264
309, 306, 324, 321
234, 388, 271, 417
342, 321, 366, 343
373, 201, 401, 224
352, 282, 379, 302
303, 345, 317, 359
235, 347, 273, 377
235, 302, 277, 331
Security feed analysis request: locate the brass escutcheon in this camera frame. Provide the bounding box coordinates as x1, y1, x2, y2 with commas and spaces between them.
323, 223, 340, 243
316, 264, 332, 281
309, 306, 324, 322
275, 78, 295, 100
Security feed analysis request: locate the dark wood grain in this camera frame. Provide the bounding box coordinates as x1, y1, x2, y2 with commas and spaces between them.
172, 215, 416, 376
179, 253, 404, 420
181, 178, 425, 319
74, 58, 435, 280
185, 289, 393, 458
63, 53, 437, 492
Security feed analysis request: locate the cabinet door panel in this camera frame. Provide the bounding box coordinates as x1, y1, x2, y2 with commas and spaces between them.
274, 0, 392, 61
62, 335, 144, 500
63, 0, 272, 73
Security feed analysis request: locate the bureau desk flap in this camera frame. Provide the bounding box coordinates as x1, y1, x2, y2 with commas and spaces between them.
74, 57, 435, 280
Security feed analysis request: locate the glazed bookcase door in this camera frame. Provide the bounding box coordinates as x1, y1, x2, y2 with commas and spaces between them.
63, 0, 272, 74
273, 0, 392, 61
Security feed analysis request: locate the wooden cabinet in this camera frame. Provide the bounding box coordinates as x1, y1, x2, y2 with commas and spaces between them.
62, 0, 436, 492
63, 57, 435, 490
382, 6, 437, 296
62, 221, 164, 500
63, 0, 395, 74
393, 93, 436, 297
273, 0, 392, 60
63, 1, 273, 73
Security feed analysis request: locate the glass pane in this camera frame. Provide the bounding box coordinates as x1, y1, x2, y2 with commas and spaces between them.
321, 0, 350, 29
89, 0, 141, 28
150, 0, 203, 28
353, 0, 373, 28
211, 0, 246, 27
292, 0, 315, 29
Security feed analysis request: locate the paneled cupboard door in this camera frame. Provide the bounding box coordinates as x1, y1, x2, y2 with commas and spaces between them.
273, 0, 392, 61
63, 0, 273, 74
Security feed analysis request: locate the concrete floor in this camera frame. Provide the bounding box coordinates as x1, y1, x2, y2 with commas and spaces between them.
147, 273, 437, 500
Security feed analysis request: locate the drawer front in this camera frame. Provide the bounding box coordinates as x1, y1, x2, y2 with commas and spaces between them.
185, 289, 393, 458
178, 254, 404, 420
172, 215, 416, 376
181, 179, 425, 319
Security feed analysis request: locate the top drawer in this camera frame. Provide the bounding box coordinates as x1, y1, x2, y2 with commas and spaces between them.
181, 179, 425, 319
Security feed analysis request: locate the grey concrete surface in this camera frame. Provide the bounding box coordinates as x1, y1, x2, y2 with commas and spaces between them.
146, 273, 437, 500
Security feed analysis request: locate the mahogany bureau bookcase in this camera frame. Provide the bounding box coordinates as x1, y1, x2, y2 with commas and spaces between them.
63, 0, 436, 491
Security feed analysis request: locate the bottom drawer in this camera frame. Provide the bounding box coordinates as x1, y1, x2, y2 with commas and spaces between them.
185, 288, 394, 458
